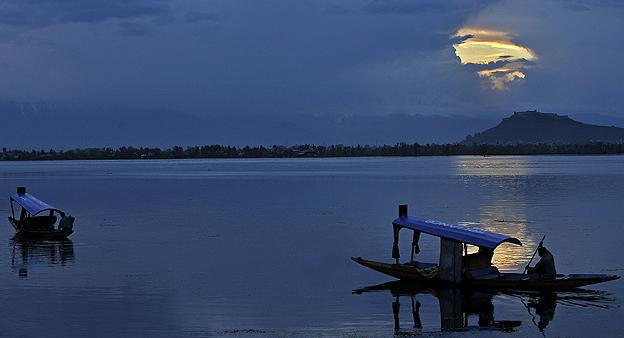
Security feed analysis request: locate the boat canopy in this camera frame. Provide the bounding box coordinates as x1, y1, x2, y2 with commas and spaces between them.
10, 192, 63, 216
393, 215, 522, 249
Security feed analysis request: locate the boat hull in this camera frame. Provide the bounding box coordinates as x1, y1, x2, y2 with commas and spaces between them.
351, 257, 439, 281
352, 257, 620, 291
466, 273, 620, 291
9, 217, 73, 240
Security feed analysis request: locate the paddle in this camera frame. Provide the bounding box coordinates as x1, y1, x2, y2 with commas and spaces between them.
521, 235, 546, 280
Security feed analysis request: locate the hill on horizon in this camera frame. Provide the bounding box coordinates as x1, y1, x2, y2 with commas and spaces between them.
463, 111, 624, 145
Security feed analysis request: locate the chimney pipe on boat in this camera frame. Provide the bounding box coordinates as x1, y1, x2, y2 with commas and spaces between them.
17, 186, 26, 194
399, 204, 408, 217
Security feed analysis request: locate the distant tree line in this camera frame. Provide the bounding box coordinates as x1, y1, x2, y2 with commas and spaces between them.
1, 143, 623, 161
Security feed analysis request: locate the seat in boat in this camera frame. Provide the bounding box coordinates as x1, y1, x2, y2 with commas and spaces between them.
466, 266, 501, 280
404, 261, 438, 270
23, 216, 57, 230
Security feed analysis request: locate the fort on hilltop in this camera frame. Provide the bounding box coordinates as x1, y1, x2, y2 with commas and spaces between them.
463, 111, 624, 145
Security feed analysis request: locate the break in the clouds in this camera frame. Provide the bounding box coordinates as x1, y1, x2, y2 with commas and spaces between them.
453, 28, 537, 90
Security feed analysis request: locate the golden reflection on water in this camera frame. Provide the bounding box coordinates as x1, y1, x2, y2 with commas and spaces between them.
453, 156, 536, 176
455, 156, 538, 272
460, 217, 535, 272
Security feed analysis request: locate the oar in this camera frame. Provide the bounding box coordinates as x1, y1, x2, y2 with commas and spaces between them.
521, 235, 546, 280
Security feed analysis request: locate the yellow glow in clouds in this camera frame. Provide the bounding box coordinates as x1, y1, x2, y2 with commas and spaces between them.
453, 28, 536, 90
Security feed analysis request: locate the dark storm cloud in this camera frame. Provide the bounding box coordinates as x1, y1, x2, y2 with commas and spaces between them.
363, 0, 444, 14
556, 0, 624, 9
0, 0, 172, 27
184, 11, 220, 24
564, 4, 591, 11
323, 4, 350, 15
363, 0, 498, 15
118, 21, 151, 36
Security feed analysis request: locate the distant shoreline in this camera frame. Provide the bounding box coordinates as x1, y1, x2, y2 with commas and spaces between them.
1, 143, 623, 161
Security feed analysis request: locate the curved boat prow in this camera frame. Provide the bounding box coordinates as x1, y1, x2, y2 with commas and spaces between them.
351, 257, 439, 281
596, 274, 620, 283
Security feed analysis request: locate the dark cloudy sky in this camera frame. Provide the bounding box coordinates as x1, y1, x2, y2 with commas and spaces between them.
1, 1, 623, 132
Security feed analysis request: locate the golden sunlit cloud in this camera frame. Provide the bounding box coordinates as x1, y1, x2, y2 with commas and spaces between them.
477, 62, 527, 90
455, 39, 536, 65
454, 28, 511, 39
452, 27, 536, 90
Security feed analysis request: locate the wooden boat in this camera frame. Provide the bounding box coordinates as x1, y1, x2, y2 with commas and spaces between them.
352, 204, 619, 291
8, 187, 75, 239
352, 257, 618, 290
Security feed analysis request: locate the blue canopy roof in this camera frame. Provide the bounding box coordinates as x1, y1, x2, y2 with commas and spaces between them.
393, 215, 522, 249
10, 192, 62, 216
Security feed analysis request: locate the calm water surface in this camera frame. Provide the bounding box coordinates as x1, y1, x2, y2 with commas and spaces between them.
0, 156, 622, 337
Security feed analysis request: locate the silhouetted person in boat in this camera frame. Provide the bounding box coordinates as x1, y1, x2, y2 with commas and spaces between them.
527, 247, 556, 280
464, 247, 494, 272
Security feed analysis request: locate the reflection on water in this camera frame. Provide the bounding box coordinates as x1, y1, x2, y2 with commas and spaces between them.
529, 292, 556, 332
354, 281, 615, 336
11, 239, 75, 278
455, 156, 537, 271
453, 157, 537, 176
515, 289, 615, 334
478, 179, 535, 271
355, 282, 521, 334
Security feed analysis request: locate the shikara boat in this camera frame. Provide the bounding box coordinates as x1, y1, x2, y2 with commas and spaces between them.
8, 187, 75, 239
352, 205, 619, 291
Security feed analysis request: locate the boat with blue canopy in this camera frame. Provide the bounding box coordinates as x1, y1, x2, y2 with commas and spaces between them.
8, 187, 75, 239
352, 205, 619, 291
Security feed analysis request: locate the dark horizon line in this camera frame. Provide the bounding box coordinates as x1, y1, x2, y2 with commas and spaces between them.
1, 143, 624, 161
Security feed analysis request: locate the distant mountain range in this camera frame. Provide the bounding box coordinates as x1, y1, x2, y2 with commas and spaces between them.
463, 111, 624, 145
0, 101, 499, 149
1, 101, 624, 149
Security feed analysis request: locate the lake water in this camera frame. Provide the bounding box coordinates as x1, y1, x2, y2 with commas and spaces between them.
0, 156, 622, 337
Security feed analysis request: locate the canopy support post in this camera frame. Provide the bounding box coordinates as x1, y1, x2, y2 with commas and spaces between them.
392, 224, 400, 264
393, 204, 409, 264
411, 231, 421, 263
439, 238, 463, 284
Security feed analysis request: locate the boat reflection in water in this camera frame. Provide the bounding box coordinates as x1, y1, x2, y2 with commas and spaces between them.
10, 238, 75, 278
353, 281, 614, 335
